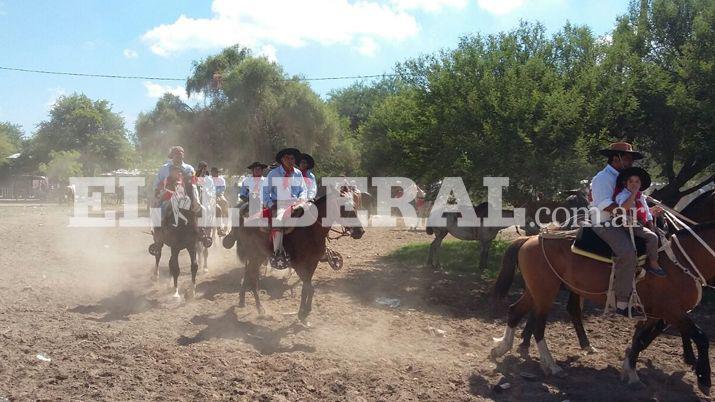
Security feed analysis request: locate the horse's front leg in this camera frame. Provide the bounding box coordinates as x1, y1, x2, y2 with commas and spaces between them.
676, 315, 711, 394
479, 240, 490, 271
427, 230, 446, 269
566, 291, 596, 354
297, 275, 315, 325
153, 244, 162, 280
250, 261, 265, 316
186, 244, 198, 299
169, 248, 181, 299
623, 319, 664, 387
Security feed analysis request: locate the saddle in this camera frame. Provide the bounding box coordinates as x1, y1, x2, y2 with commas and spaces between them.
571, 226, 648, 265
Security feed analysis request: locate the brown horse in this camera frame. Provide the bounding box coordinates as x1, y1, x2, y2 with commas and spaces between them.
491, 222, 715, 392
231, 187, 365, 323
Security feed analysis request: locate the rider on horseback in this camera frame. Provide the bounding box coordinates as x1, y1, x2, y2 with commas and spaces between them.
298, 153, 317, 201
589, 142, 663, 319
263, 148, 308, 269
152, 146, 195, 247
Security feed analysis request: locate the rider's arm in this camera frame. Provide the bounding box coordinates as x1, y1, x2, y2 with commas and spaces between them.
590, 173, 617, 213
297, 172, 308, 201
615, 189, 637, 210
262, 174, 274, 208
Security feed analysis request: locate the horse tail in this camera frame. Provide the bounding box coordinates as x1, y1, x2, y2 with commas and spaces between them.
493, 236, 529, 300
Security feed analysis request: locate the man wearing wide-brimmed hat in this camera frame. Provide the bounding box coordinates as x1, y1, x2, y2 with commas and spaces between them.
263, 148, 308, 268
240, 161, 268, 202
589, 142, 658, 319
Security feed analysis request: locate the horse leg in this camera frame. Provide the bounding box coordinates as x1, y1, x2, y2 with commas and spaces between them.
675, 316, 711, 393
479, 240, 490, 271
297, 269, 315, 324
681, 329, 696, 367
249, 260, 265, 316
427, 230, 446, 269
169, 248, 180, 298
519, 313, 535, 351
238, 261, 248, 308
622, 319, 663, 386
565, 291, 595, 353
491, 290, 533, 358
153, 244, 162, 280
186, 243, 198, 299
530, 283, 564, 377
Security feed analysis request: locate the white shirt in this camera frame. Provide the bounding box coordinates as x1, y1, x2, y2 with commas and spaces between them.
589, 164, 619, 224
211, 176, 226, 188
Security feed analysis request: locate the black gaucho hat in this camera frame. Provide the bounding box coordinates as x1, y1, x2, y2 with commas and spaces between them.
298, 153, 314, 170
275, 148, 301, 164
616, 167, 651, 192
246, 161, 268, 170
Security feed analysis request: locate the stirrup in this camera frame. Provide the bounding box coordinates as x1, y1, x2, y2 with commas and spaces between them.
269, 251, 291, 270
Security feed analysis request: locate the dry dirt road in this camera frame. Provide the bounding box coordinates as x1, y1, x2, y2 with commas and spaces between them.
0, 204, 713, 401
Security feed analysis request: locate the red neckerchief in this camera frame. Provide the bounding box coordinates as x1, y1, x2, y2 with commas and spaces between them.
613, 184, 648, 224
282, 165, 292, 188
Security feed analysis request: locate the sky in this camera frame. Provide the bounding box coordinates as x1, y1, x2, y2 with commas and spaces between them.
0, 0, 630, 137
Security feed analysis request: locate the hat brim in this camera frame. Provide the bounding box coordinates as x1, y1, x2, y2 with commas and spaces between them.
275, 148, 301, 163
599, 149, 644, 160
246, 162, 268, 169
299, 153, 315, 170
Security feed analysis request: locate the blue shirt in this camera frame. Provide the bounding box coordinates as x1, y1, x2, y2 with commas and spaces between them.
589, 164, 619, 223
262, 165, 307, 208
302, 170, 317, 200
154, 161, 195, 190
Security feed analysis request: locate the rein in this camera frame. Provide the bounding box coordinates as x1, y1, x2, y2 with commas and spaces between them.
327, 226, 352, 241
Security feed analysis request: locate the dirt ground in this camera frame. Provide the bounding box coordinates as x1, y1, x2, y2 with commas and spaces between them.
0, 204, 713, 401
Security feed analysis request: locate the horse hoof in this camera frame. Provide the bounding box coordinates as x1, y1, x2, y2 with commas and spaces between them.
203, 268, 209, 274
172, 292, 181, 300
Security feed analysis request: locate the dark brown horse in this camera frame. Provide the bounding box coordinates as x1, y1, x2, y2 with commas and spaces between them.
681, 189, 715, 223
231, 187, 365, 323
491, 222, 715, 392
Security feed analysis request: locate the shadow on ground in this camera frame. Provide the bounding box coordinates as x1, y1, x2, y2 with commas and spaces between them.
178, 307, 315, 355
69, 290, 160, 322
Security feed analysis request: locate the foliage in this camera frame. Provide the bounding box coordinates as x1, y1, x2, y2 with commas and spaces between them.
0, 122, 24, 166
26, 94, 134, 175
38, 150, 83, 184
136, 45, 357, 176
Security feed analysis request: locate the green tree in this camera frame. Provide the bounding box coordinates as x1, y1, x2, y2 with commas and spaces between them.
38, 150, 83, 184
593, 0, 715, 204
137, 45, 356, 176
0, 122, 24, 166
28, 94, 135, 175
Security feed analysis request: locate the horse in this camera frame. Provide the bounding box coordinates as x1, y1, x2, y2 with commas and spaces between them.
230, 185, 365, 323
149, 182, 202, 299
426, 202, 517, 271
514, 203, 709, 364
490, 222, 715, 392
195, 176, 217, 274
